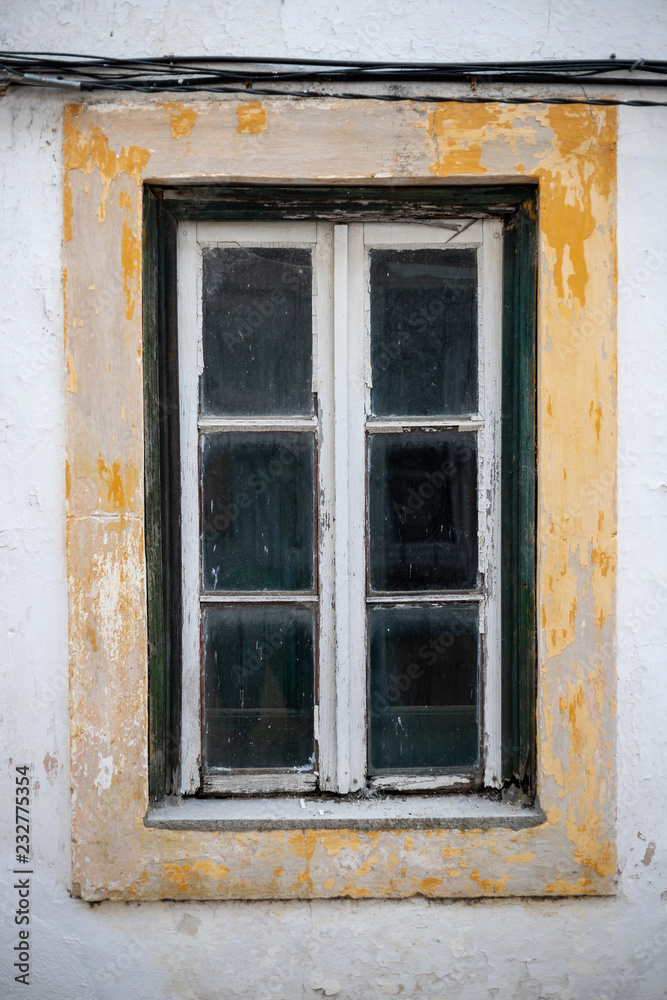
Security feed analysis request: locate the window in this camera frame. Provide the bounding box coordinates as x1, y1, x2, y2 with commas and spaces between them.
146, 187, 536, 803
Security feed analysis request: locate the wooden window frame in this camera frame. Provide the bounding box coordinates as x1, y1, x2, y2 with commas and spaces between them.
143, 184, 538, 804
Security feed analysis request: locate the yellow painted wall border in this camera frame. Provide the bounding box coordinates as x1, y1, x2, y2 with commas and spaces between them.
64, 97, 617, 900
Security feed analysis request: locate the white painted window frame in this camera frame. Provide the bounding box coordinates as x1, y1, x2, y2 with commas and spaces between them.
177, 217, 502, 797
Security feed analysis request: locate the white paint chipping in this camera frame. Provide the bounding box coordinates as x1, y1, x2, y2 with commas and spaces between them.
94, 755, 114, 791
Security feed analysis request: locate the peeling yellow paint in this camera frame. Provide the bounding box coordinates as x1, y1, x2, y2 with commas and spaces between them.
62, 266, 69, 351
64, 104, 150, 222
546, 804, 563, 825
64, 176, 73, 241
161, 860, 231, 895
64, 98, 617, 902
418, 877, 443, 896
95, 456, 138, 511
469, 870, 509, 895
320, 831, 362, 856
161, 102, 198, 138
66, 354, 78, 393
441, 847, 464, 858
237, 101, 268, 134
121, 220, 140, 320
559, 678, 616, 879
338, 885, 371, 898
544, 876, 595, 895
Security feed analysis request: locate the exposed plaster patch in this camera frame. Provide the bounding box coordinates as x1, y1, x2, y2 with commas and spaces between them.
176, 913, 200, 935
309, 978, 342, 996
642, 842, 656, 866
94, 754, 113, 791
43, 753, 58, 781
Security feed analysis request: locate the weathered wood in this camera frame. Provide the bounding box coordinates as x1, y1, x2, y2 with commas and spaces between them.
501, 193, 538, 788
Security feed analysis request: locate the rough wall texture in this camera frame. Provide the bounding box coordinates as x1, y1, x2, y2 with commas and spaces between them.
1, 1, 667, 997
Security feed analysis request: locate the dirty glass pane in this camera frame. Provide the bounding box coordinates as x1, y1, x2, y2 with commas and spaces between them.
202, 432, 315, 591
369, 605, 479, 771
204, 604, 315, 770
201, 247, 313, 416
368, 432, 478, 591
370, 248, 477, 417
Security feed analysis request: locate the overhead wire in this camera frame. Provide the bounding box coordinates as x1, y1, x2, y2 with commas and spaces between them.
2, 53, 667, 106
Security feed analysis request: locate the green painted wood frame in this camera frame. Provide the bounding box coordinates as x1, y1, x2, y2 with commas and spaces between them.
142, 184, 538, 802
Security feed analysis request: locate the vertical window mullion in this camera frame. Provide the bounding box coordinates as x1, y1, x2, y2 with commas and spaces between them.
332, 224, 367, 793
347, 222, 369, 792
314, 222, 337, 791
177, 221, 203, 794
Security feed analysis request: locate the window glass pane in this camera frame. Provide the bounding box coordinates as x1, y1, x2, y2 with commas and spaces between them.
370, 248, 477, 417
201, 247, 313, 416
202, 432, 315, 591
204, 604, 315, 770
369, 432, 478, 591
369, 605, 479, 771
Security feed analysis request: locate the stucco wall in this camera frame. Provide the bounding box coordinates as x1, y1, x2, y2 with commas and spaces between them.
1, 1, 667, 996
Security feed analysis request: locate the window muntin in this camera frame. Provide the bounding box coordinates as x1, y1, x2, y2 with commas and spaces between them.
178, 218, 502, 796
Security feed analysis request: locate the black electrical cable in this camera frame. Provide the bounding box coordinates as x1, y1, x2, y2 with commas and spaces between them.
2, 53, 667, 106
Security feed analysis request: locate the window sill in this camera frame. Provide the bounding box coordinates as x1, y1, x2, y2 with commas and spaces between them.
145, 794, 545, 832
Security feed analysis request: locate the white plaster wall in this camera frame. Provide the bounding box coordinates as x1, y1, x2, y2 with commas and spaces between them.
1, 2, 667, 996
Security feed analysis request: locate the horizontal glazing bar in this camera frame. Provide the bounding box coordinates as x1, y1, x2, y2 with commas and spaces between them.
366, 418, 483, 432
370, 773, 479, 788
201, 593, 318, 603
201, 773, 318, 795
199, 416, 318, 431
366, 592, 483, 604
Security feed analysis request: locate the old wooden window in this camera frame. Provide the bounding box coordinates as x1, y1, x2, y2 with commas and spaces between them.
144, 187, 537, 803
